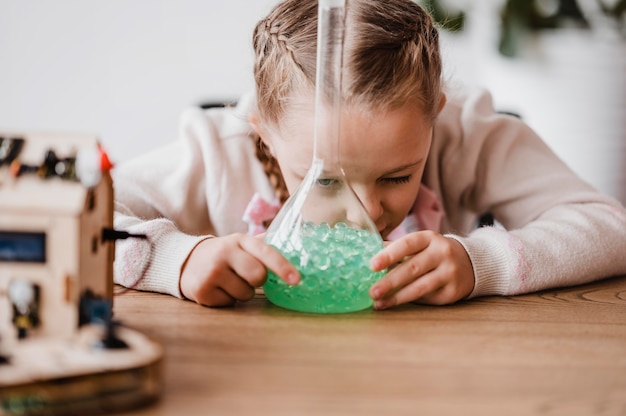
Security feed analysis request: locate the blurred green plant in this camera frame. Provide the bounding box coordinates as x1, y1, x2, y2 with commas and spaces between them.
421, 0, 466, 31
423, 0, 626, 57
499, 0, 625, 56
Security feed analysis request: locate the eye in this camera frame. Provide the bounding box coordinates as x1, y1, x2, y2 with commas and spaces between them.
381, 175, 412, 185
316, 178, 340, 188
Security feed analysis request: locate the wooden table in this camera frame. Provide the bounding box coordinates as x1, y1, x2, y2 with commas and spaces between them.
113, 276, 626, 416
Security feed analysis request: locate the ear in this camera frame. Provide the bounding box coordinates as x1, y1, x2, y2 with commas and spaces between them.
248, 112, 273, 149
437, 93, 447, 114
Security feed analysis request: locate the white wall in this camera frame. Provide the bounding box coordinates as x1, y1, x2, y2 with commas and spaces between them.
0, 0, 279, 162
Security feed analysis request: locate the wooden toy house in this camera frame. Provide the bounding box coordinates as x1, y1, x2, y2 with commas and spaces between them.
0, 132, 114, 347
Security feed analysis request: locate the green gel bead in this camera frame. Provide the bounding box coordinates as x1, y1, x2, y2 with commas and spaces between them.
264, 223, 385, 314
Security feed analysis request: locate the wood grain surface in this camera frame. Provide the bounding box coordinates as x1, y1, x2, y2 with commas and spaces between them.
112, 275, 626, 416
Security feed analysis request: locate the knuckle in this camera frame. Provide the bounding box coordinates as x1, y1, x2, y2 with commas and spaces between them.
258, 242, 277, 258
441, 241, 455, 257
442, 259, 461, 277
406, 259, 422, 277
398, 237, 413, 253
227, 233, 247, 248
432, 237, 454, 258
401, 233, 422, 253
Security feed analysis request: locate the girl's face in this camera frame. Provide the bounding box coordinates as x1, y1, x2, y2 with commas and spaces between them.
254, 95, 435, 239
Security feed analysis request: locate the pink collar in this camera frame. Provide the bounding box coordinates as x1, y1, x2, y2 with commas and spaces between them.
386, 184, 444, 241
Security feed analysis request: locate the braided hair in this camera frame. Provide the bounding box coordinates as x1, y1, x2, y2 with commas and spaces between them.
254, 135, 289, 204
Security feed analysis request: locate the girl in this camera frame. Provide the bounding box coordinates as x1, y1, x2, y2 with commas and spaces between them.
113, 0, 626, 309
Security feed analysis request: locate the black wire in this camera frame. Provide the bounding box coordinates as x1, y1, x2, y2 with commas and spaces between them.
102, 228, 153, 297
102, 228, 148, 242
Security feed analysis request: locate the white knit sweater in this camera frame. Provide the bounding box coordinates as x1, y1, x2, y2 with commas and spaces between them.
112, 87, 626, 300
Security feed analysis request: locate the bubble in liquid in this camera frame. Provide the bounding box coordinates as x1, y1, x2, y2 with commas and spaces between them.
264, 222, 386, 313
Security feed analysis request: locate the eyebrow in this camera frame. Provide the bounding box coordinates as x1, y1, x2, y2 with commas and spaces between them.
381, 159, 424, 176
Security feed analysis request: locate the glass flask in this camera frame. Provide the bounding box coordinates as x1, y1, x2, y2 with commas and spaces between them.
263, 0, 386, 313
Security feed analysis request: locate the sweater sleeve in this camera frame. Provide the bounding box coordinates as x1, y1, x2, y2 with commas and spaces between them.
435, 88, 626, 298
111, 108, 219, 298
451, 201, 626, 297
113, 203, 210, 298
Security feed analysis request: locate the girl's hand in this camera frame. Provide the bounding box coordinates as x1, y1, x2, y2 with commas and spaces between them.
180, 233, 300, 307
369, 231, 474, 308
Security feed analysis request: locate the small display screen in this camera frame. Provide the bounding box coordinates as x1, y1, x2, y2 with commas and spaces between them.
0, 231, 46, 263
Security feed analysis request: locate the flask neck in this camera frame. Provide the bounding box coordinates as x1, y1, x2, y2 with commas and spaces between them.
312, 0, 345, 173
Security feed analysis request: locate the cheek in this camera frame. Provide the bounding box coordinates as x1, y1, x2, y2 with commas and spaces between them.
382, 185, 421, 222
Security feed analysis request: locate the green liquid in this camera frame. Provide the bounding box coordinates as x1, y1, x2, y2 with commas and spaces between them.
264, 223, 385, 314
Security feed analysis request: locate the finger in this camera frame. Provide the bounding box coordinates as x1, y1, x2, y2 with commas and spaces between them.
228, 249, 271, 287
369, 251, 438, 300
214, 271, 256, 302
196, 285, 237, 307
415, 284, 459, 306
370, 231, 436, 271
239, 236, 300, 285
373, 270, 446, 310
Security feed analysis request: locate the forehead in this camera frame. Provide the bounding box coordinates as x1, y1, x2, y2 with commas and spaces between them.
340, 104, 431, 160
275, 97, 432, 174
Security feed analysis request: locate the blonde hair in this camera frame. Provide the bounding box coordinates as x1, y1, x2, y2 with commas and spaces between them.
252, 0, 443, 202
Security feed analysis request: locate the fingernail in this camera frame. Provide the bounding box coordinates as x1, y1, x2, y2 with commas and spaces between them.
287, 272, 300, 285
373, 300, 386, 310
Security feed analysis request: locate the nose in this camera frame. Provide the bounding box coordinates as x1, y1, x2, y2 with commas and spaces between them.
349, 185, 384, 226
